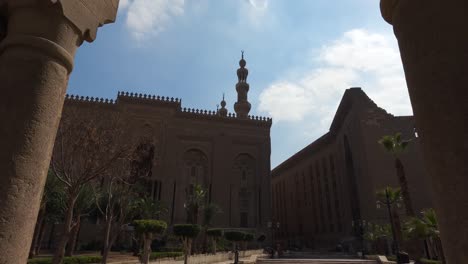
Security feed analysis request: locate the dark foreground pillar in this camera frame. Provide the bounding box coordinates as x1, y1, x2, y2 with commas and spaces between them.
380, 1, 468, 263
0, 1, 118, 263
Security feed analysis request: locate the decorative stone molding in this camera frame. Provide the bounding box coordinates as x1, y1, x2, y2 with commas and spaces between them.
380, 0, 399, 24
0, 34, 75, 72
56, 0, 119, 42
0, 0, 119, 43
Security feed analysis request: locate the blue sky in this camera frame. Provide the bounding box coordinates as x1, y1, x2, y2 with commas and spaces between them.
68, 0, 412, 168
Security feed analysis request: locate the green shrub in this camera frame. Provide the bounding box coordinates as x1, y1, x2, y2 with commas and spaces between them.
244, 233, 254, 242
206, 228, 223, 237
420, 259, 442, 264
173, 224, 201, 238
224, 230, 245, 242
134, 219, 167, 235
216, 237, 232, 252
28, 256, 102, 264
149, 252, 184, 260
156, 247, 183, 252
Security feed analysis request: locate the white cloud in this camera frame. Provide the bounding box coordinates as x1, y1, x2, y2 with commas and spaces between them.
242, 0, 270, 29
259, 29, 411, 132
121, 0, 185, 41
247, 0, 268, 9
119, 0, 130, 10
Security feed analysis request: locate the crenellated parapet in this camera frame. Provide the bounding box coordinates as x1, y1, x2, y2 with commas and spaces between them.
65, 94, 116, 104
117, 91, 181, 107
65, 91, 272, 127
179, 107, 272, 127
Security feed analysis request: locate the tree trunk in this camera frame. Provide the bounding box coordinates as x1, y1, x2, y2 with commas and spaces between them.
101, 218, 113, 264
29, 206, 46, 258
65, 217, 81, 256
141, 236, 152, 264
212, 237, 217, 254
391, 207, 403, 246
183, 238, 192, 264
48, 223, 56, 250
423, 239, 429, 259
395, 158, 415, 216
35, 219, 47, 255
52, 195, 77, 264
435, 237, 446, 264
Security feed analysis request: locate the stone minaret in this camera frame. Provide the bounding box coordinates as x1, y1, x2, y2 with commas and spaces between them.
234, 51, 251, 118
219, 94, 228, 117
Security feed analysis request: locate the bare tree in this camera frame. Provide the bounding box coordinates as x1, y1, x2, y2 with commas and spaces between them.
96, 140, 160, 264
50, 107, 128, 264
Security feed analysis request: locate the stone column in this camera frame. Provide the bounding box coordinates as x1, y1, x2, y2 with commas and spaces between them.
380, 1, 468, 263
0, 1, 118, 263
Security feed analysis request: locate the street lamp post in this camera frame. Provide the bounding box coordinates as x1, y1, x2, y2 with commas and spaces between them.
377, 188, 402, 264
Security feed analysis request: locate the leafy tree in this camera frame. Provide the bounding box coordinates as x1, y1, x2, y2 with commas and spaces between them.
173, 224, 201, 264
29, 171, 66, 258
364, 223, 391, 254
364, 223, 391, 242
224, 231, 246, 264
65, 185, 95, 256
379, 133, 415, 216
95, 140, 163, 263
206, 229, 223, 254
201, 203, 222, 253
203, 203, 222, 227
50, 109, 128, 264
134, 220, 167, 264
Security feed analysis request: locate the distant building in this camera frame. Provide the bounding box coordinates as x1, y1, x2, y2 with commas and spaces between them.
271, 88, 433, 250
44, 55, 272, 249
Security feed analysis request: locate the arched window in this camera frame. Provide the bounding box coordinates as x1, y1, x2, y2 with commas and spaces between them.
183, 149, 209, 193
233, 154, 256, 227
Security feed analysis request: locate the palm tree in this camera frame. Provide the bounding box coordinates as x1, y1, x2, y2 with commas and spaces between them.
404, 209, 445, 263
376, 187, 404, 250
184, 184, 206, 224
379, 133, 415, 216
134, 196, 168, 220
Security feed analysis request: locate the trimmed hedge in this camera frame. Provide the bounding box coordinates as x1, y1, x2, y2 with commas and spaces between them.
27, 256, 102, 264
173, 224, 201, 238
149, 252, 184, 260
134, 219, 167, 235
224, 231, 245, 242
244, 233, 254, 242
420, 259, 442, 264
206, 228, 223, 237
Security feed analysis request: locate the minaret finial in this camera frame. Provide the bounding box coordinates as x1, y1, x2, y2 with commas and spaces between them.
219, 93, 228, 117
241, 50, 244, 59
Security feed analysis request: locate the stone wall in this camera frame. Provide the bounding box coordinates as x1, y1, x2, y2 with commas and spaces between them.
271, 88, 433, 250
